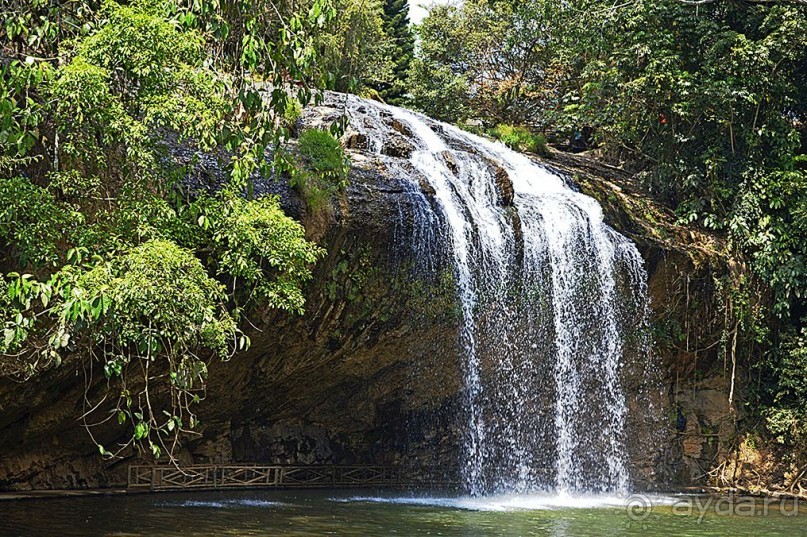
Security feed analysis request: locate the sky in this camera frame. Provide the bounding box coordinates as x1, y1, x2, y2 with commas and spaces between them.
409, 0, 455, 25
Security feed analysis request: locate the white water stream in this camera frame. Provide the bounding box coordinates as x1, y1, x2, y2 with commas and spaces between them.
339, 95, 650, 496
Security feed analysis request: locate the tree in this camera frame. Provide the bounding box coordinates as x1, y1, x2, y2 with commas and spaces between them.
0, 0, 337, 461
409, 0, 554, 125
312, 0, 395, 93
377, 0, 414, 102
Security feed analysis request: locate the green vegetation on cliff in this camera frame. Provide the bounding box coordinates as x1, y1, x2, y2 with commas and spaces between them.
0, 0, 338, 460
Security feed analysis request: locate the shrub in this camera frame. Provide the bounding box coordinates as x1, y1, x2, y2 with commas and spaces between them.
490, 124, 547, 155
283, 99, 302, 125
58, 239, 237, 458
298, 128, 349, 186
0, 177, 76, 268
763, 325, 807, 453
76, 239, 236, 359
196, 194, 324, 313
292, 129, 350, 209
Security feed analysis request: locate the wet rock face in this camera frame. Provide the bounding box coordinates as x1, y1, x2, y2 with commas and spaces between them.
487, 158, 514, 207
231, 421, 335, 465
643, 249, 737, 489
440, 151, 459, 176
341, 130, 368, 150
390, 119, 412, 137
419, 178, 437, 196
0, 92, 730, 491
381, 134, 414, 158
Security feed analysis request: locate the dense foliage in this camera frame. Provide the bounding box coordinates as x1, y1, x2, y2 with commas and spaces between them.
311, 0, 412, 98
409, 0, 553, 125
312, 0, 394, 93
0, 0, 335, 459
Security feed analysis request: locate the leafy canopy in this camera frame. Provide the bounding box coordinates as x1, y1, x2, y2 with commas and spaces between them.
0, 0, 336, 460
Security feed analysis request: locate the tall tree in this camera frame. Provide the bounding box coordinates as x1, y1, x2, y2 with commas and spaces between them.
378, 0, 415, 102
313, 0, 395, 93
409, 0, 553, 124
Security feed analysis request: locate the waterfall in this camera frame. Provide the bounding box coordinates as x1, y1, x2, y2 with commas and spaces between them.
337, 94, 650, 496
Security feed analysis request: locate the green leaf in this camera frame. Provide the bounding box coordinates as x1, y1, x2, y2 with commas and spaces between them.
134, 422, 147, 440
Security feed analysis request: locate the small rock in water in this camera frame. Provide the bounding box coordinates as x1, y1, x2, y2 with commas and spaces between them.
419, 179, 437, 196
381, 135, 415, 158
341, 131, 368, 150
390, 119, 412, 137
440, 151, 459, 176
484, 157, 514, 206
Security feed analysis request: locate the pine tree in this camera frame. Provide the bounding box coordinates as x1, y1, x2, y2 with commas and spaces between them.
378, 0, 415, 103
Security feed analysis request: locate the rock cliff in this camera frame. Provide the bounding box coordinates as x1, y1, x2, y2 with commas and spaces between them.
0, 93, 737, 491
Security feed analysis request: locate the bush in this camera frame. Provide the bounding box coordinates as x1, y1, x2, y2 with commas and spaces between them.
298, 128, 349, 185
0, 177, 76, 268
490, 124, 547, 155
77, 239, 235, 359
293, 129, 350, 210
763, 325, 807, 452
283, 99, 302, 125
62, 238, 238, 458
196, 194, 324, 313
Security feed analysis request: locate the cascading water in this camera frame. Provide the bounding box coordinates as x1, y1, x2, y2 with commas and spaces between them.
335, 94, 650, 497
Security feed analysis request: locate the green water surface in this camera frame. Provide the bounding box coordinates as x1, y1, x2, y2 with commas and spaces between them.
0, 490, 804, 536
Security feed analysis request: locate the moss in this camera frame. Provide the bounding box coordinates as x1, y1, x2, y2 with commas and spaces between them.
403, 268, 461, 323
326, 245, 379, 304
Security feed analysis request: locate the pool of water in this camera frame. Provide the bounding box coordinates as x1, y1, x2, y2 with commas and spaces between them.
0, 489, 804, 536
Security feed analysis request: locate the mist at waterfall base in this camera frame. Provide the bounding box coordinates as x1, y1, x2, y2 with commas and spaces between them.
341, 94, 658, 499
